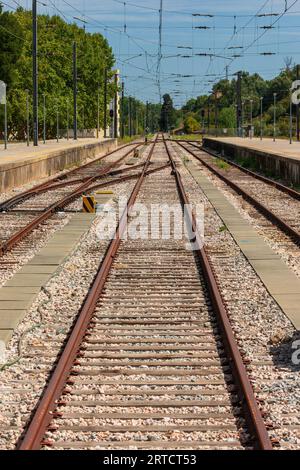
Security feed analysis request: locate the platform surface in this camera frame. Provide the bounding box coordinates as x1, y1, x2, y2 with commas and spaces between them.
0, 213, 95, 344
0, 138, 110, 168
205, 137, 300, 162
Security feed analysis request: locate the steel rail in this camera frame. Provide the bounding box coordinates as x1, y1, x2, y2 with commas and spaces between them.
1, 161, 153, 202
0, 141, 143, 213
182, 139, 300, 201
175, 141, 300, 244
87, 163, 170, 195
17, 137, 159, 450
0, 165, 170, 217
0, 146, 145, 256
0, 162, 168, 256
163, 137, 273, 451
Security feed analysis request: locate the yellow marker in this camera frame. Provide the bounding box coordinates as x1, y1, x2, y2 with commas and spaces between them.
96, 190, 114, 195
82, 196, 96, 213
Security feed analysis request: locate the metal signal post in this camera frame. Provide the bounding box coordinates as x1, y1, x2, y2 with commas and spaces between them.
32, 0, 38, 146
236, 71, 242, 137
73, 42, 78, 140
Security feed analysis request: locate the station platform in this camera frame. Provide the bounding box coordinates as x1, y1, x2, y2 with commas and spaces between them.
0, 213, 96, 344
206, 137, 300, 161
0, 138, 117, 192
203, 137, 300, 185
182, 153, 300, 331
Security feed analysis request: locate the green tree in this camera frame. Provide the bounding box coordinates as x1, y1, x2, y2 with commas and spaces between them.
0, 8, 24, 88
180, 67, 297, 138
121, 97, 161, 135
1, 9, 115, 140
183, 115, 200, 134
218, 107, 236, 129
160, 94, 176, 131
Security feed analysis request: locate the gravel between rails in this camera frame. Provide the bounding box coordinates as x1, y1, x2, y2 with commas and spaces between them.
0, 214, 71, 288
0, 141, 140, 205
0, 144, 151, 450
1, 140, 299, 450
23, 142, 256, 451
171, 141, 300, 450
179, 143, 300, 279
0, 144, 147, 287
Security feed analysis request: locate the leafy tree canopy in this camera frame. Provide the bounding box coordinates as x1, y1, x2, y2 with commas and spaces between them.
160, 94, 177, 132
0, 8, 115, 140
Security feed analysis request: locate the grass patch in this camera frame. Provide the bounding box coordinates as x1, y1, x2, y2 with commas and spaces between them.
214, 158, 230, 171
182, 155, 190, 165
172, 134, 202, 142
219, 224, 228, 233
118, 135, 141, 146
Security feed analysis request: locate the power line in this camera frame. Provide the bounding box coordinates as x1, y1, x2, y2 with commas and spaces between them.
104, 0, 300, 18
223, 0, 271, 51
0, 22, 24, 40
205, 0, 300, 92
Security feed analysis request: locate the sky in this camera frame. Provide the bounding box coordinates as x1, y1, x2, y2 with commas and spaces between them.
2, 0, 300, 107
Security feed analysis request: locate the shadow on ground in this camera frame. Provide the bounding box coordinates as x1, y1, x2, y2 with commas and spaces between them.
270, 331, 300, 371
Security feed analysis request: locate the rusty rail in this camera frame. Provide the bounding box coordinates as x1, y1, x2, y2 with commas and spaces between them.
17, 135, 272, 450
0, 145, 144, 256
182, 139, 300, 201
163, 137, 273, 451
175, 140, 300, 244
0, 141, 143, 213
17, 137, 158, 450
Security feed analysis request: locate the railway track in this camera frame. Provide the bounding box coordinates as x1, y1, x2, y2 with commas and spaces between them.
174, 140, 300, 245
0, 142, 149, 258
0, 141, 143, 212
16, 136, 272, 451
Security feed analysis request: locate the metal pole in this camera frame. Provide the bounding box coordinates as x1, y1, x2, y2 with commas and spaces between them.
236, 71, 242, 137
32, 0, 38, 146
56, 107, 59, 143
150, 108, 152, 133
4, 101, 7, 150
290, 93, 293, 145
73, 42, 77, 140
97, 85, 100, 139
297, 64, 300, 141
273, 93, 277, 142
260, 97, 263, 141
129, 96, 132, 137
26, 90, 30, 146
43, 93, 46, 144
114, 73, 118, 139
241, 101, 245, 137
136, 106, 139, 136
67, 100, 69, 141
207, 99, 210, 133
214, 95, 218, 137
104, 68, 108, 138
121, 81, 125, 138
83, 106, 85, 137
250, 99, 253, 139
145, 101, 149, 134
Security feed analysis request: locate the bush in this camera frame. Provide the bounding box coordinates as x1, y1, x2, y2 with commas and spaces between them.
183, 116, 200, 134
